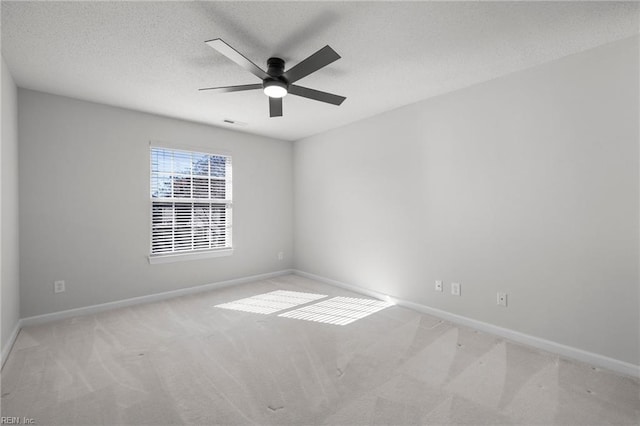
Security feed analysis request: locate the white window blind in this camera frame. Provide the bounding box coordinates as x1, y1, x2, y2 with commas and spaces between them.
150, 146, 232, 257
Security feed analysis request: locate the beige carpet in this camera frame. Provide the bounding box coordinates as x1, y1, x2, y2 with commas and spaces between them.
1, 274, 638, 425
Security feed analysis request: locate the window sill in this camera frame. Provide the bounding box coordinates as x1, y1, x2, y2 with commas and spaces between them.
148, 249, 233, 264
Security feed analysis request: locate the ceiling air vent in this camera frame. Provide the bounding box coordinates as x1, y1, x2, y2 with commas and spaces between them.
223, 119, 247, 126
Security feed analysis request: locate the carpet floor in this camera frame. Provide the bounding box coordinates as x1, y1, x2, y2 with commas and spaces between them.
1, 274, 638, 425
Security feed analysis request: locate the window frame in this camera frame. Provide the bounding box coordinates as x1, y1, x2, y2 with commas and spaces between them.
148, 143, 233, 264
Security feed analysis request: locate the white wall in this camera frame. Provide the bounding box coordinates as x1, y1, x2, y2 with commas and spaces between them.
18, 90, 293, 317
294, 36, 639, 366
1, 56, 20, 355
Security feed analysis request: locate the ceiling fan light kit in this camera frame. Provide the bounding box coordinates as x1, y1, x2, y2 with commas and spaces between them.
200, 38, 346, 118
263, 79, 287, 98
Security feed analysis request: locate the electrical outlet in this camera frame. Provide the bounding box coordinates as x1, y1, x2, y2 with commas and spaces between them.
497, 292, 508, 307
435, 280, 443, 292
54, 280, 66, 294
451, 282, 461, 296
277, 251, 284, 260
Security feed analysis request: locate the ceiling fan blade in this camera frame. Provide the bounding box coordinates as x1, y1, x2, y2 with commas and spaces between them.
289, 85, 346, 106
198, 84, 262, 93
283, 45, 340, 84
205, 38, 269, 81
269, 97, 283, 117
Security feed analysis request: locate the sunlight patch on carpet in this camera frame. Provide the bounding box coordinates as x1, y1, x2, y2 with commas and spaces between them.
278, 296, 393, 325
214, 290, 327, 314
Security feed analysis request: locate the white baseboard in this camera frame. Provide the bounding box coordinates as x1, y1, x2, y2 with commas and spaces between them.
293, 270, 640, 379
4, 270, 292, 367
7, 268, 638, 379
1, 320, 22, 370
20, 269, 294, 328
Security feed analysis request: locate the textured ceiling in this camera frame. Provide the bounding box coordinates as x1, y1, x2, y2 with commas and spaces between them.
2, 1, 638, 141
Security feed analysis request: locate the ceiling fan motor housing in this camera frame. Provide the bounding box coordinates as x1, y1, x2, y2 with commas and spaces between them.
267, 57, 286, 78
264, 57, 288, 95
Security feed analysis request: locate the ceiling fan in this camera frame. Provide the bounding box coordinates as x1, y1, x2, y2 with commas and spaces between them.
200, 39, 346, 118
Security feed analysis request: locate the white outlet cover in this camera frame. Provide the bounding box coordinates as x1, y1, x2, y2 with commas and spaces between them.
435, 280, 443, 292
451, 282, 461, 296
54, 280, 65, 293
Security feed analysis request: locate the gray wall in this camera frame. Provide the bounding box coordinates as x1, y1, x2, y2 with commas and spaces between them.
294, 36, 639, 365
18, 90, 293, 317
1, 56, 20, 353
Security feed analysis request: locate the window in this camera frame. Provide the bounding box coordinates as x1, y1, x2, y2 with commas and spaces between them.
149, 146, 232, 262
